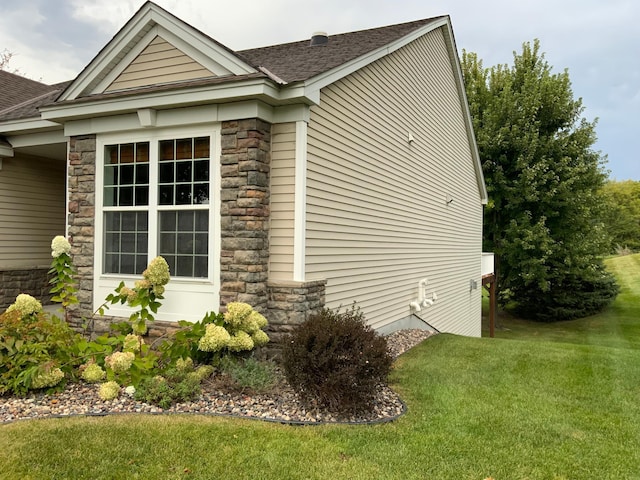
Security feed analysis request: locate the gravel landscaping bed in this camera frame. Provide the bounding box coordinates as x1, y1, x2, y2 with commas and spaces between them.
0, 329, 435, 425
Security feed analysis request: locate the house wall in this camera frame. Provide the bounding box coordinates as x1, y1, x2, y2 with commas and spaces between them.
305, 26, 483, 336
0, 153, 65, 308
269, 122, 296, 280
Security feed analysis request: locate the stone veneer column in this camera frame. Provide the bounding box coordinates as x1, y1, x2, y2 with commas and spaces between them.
67, 135, 97, 329
219, 119, 271, 312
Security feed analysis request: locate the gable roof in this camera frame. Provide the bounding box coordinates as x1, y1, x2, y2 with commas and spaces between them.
239, 17, 445, 84
58, 1, 256, 102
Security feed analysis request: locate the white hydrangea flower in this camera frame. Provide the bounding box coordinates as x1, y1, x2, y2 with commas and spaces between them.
51, 235, 71, 258
197, 324, 231, 352
6, 294, 43, 316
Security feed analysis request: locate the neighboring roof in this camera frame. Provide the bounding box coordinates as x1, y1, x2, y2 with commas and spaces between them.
239, 17, 445, 84
0, 70, 56, 111
0, 81, 71, 121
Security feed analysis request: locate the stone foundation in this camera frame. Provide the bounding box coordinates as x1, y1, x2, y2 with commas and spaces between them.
0, 267, 53, 310
266, 279, 327, 347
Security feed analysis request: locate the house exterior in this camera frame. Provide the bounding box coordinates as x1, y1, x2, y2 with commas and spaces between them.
0, 1, 487, 341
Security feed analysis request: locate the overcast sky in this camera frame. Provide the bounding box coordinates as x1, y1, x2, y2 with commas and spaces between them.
1, 0, 637, 180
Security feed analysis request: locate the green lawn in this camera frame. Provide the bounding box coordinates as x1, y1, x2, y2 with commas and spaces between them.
1, 254, 639, 480
483, 253, 640, 349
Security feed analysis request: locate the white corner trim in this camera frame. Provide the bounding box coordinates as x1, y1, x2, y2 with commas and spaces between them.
293, 120, 308, 282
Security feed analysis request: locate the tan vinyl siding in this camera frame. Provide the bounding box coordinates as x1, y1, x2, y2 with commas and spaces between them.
305, 26, 483, 336
0, 155, 66, 268
269, 123, 296, 280
106, 36, 215, 92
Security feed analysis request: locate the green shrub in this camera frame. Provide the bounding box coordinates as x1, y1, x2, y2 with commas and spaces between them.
513, 266, 620, 321
281, 305, 393, 414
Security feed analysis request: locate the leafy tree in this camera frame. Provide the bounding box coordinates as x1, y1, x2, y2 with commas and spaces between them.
462, 40, 618, 321
601, 180, 640, 253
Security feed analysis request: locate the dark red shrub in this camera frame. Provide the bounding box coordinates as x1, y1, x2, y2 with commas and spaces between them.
281, 305, 393, 414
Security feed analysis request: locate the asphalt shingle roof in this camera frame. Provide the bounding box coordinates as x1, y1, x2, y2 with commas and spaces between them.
239, 17, 445, 84
0, 15, 446, 121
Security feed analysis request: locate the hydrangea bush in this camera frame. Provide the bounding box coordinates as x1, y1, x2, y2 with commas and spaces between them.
0, 236, 270, 403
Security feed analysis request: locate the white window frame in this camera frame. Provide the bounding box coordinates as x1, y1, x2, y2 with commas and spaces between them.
94, 124, 221, 322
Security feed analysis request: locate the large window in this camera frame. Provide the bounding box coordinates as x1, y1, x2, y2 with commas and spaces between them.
102, 135, 211, 279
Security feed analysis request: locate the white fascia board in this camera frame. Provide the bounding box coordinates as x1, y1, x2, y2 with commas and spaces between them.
91, 24, 242, 95
0, 118, 62, 135
303, 18, 449, 100
91, 26, 166, 95
150, 10, 254, 76
63, 101, 300, 137
42, 79, 284, 123
8, 130, 66, 148
59, 9, 157, 101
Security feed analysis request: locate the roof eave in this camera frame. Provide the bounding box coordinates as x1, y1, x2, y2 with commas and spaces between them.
41, 78, 316, 123
0, 117, 63, 136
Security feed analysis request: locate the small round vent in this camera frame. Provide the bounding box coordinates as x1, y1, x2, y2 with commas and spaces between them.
310, 32, 329, 46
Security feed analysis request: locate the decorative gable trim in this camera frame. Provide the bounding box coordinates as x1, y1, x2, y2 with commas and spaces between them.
59, 1, 256, 102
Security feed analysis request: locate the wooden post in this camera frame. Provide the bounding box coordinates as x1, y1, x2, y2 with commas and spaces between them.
489, 279, 496, 338
482, 273, 497, 338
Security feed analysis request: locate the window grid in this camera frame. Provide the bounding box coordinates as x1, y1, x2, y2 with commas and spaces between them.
158, 210, 209, 278
101, 136, 211, 279
103, 142, 150, 207
159, 137, 210, 206
104, 211, 149, 275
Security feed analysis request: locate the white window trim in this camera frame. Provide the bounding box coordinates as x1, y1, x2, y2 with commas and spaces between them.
94, 124, 221, 322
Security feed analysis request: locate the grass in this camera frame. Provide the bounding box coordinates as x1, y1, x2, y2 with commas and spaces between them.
482, 254, 640, 349
1, 254, 639, 479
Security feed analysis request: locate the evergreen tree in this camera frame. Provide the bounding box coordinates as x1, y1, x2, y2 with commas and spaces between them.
461, 40, 618, 321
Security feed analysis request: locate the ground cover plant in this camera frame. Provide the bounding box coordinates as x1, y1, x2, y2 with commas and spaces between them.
0, 254, 638, 479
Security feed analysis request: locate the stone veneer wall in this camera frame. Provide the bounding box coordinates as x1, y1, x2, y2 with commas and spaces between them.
67, 134, 97, 330
0, 267, 52, 310
219, 119, 271, 311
